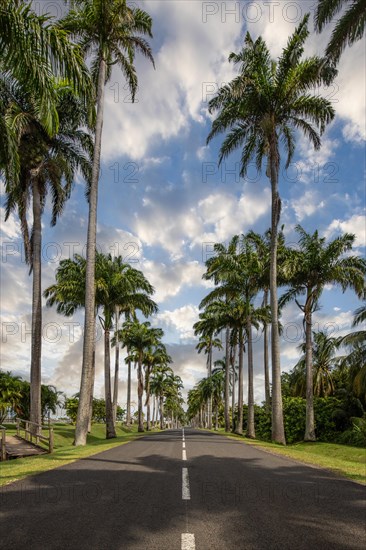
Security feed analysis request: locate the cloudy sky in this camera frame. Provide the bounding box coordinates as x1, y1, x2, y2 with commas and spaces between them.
1, 0, 365, 410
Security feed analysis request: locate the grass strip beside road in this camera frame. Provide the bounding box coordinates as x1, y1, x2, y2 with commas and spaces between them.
0, 423, 148, 487
211, 428, 366, 485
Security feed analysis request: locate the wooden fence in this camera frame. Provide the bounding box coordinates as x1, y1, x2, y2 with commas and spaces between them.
16, 418, 54, 453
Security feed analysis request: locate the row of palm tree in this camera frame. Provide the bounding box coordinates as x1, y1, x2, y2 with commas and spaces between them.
193, 227, 365, 442
44, 251, 162, 437
1, 1, 155, 443
205, 7, 366, 443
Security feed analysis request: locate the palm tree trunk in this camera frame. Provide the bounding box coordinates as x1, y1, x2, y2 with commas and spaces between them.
231, 343, 237, 432
112, 307, 120, 423
269, 138, 286, 445
30, 178, 42, 430
152, 394, 156, 428
159, 395, 164, 429
104, 326, 116, 439
126, 347, 132, 425
236, 328, 244, 435
75, 56, 107, 446
137, 355, 144, 432
304, 298, 316, 441
207, 347, 212, 429
215, 406, 219, 430
263, 289, 271, 410
87, 349, 96, 433
145, 369, 151, 431
246, 321, 255, 439
224, 326, 230, 432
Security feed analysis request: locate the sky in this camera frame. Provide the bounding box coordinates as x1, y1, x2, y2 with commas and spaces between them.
0, 0, 365, 413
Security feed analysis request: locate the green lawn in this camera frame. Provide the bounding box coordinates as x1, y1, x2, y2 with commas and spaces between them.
212, 428, 366, 484
0, 423, 149, 487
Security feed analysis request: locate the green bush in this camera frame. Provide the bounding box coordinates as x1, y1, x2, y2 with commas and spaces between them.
336, 416, 366, 447
240, 394, 364, 444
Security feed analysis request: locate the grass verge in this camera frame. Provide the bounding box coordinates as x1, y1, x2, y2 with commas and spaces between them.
0, 423, 152, 487
211, 428, 366, 485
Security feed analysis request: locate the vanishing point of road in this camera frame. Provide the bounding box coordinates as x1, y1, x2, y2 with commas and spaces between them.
1, 429, 365, 549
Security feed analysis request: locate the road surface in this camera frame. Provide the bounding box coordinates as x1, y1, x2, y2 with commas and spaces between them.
1, 429, 365, 549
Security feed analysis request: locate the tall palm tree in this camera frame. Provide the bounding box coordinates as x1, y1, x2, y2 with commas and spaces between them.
315, 0, 366, 61
46, 253, 157, 438
4, 85, 92, 429
207, 16, 336, 443
59, 0, 155, 445
210, 371, 225, 430
247, 228, 285, 410
143, 343, 171, 431
194, 323, 223, 429
150, 365, 174, 430
110, 257, 157, 424
98, 254, 157, 437
280, 225, 366, 440
123, 321, 163, 432
202, 235, 242, 432
213, 354, 238, 427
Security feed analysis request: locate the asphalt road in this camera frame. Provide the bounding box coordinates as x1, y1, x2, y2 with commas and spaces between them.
1, 429, 365, 550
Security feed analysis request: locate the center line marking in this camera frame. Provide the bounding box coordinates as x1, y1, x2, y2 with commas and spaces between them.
181, 533, 195, 550
182, 449, 187, 460
182, 467, 191, 500
182, 441, 186, 449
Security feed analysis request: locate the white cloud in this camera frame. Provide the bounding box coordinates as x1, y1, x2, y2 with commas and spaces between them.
155, 304, 200, 341
292, 190, 325, 221
0, 207, 21, 239
100, 0, 239, 160
143, 260, 210, 303
192, 185, 271, 245
325, 213, 366, 248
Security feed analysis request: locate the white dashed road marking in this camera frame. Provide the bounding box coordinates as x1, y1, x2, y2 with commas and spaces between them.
182, 467, 191, 500
181, 533, 195, 550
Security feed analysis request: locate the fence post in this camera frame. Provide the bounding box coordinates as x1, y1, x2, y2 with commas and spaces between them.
0, 427, 6, 461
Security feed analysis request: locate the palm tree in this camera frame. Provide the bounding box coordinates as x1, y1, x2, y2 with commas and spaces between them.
339, 304, 366, 402
202, 235, 242, 432
0, 0, 91, 175
207, 16, 336, 443
194, 324, 223, 429
45, 253, 157, 438
4, 85, 92, 429
315, 0, 366, 61
290, 331, 342, 398
213, 354, 238, 427
123, 321, 163, 432
280, 226, 366, 440
98, 254, 157, 438
150, 365, 174, 429
110, 256, 157, 424
59, 0, 155, 445
143, 343, 171, 430
164, 374, 184, 429
211, 371, 225, 430
247, 228, 285, 410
